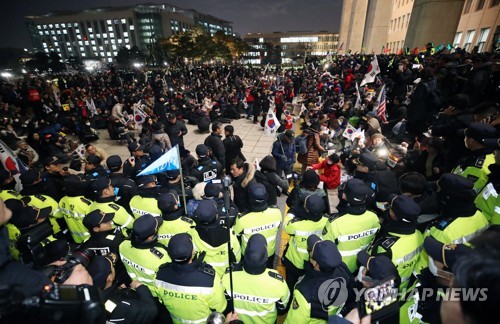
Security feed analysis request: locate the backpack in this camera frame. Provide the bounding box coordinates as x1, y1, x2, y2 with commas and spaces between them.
294, 135, 308, 155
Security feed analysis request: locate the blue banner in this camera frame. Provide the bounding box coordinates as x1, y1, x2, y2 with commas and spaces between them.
137, 145, 180, 176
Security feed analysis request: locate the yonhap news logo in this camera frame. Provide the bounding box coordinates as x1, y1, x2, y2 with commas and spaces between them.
318, 278, 349, 310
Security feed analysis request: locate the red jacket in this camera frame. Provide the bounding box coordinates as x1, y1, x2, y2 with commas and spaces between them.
311, 160, 341, 189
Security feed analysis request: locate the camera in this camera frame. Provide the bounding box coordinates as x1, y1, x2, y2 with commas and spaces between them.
44, 249, 95, 284
17, 221, 54, 269
286, 171, 302, 182
0, 283, 104, 324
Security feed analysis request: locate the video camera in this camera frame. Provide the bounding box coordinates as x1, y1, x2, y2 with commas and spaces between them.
0, 283, 104, 324
16, 221, 54, 270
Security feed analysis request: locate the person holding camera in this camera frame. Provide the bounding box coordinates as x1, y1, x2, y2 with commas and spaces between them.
129, 175, 163, 219
123, 142, 151, 180
87, 255, 158, 324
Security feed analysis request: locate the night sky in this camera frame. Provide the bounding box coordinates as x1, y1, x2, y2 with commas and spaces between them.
1, 0, 343, 49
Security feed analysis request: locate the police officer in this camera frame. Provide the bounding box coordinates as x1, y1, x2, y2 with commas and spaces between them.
80, 209, 128, 286
107, 155, 137, 212
0, 170, 21, 201
418, 174, 489, 270
369, 194, 423, 291
233, 183, 282, 267
41, 156, 66, 201
475, 142, 500, 224
89, 177, 134, 231
129, 175, 162, 218
190, 200, 241, 277
123, 142, 151, 180
282, 193, 329, 292
20, 169, 64, 235
285, 235, 354, 323
191, 144, 223, 183
84, 155, 109, 181
452, 123, 496, 193
156, 192, 193, 246
57, 175, 92, 243
87, 256, 158, 323
119, 214, 170, 289
356, 252, 407, 323
222, 234, 290, 324
322, 178, 381, 273
154, 233, 227, 323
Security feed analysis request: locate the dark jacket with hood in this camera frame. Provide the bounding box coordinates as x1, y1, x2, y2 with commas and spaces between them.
232, 162, 257, 213
254, 156, 289, 206
204, 132, 226, 166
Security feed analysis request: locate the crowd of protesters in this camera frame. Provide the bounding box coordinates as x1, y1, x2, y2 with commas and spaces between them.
0, 46, 499, 324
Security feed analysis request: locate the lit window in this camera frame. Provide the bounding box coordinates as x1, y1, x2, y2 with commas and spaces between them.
43, 25, 47, 29
112, 45, 117, 50
108, 26, 113, 32
109, 33, 114, 38
49, 24, 53, 28
43, 43, 48, 48
77, 35, 82, 40
129, 25, 134, 30
108, 57, 113, 62
52, 36, 57, 40
125, 44, 130, 49
100, 52, 105, 56
113, 51, 118, 56
107, 52, 112, 56
80, 47, 84, 51
37, 25, 41, 30
99, 46, 103, 50
114, 19, 119, 24
123, 32, 128, 37
103, 33, 107, 38
66, 42, 70, 46
78, 41, 83, 45
63, 30, 67, 34
51, 30, 55, 35
88, 28, 93, 32
107, 20, 112, 25
45, 48, 49, 53
74, 23, 78, 27
54, 42, 58, 46
39, 31, 43, 35
75, 29, 80, 34
57, 31, 61, 35
121, 18, 126, 24
85, 41, 89, 45
91, 40, 96, 45
45, 31, 49, 35
118, 39, 123, 44
68, 48, 72, 51
92, 46, 97, 51
125, 38, 130, 43
90, 34, 94, 38
81, 53, 86, 57
61, 23, 66, 28
55, 24, 59, 28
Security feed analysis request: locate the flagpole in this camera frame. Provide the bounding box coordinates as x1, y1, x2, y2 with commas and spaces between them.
176, 145, 188, 215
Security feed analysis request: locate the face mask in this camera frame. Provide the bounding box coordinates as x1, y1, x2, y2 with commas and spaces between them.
113, 187, 119, 196
428, 256, 438, 276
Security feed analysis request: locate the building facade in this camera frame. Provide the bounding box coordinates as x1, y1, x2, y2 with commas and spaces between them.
340, 0, 496, 54
25, 3, 233, 63
453, 0, 500, 52
243, 31, 339, 64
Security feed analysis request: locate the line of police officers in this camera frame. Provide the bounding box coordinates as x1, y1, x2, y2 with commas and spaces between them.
0, 124, 498, 323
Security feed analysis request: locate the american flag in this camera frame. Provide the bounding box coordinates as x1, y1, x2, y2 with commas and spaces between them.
376, 85, 387, 123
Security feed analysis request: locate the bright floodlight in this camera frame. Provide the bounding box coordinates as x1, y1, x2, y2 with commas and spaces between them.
133, 62, 141, 68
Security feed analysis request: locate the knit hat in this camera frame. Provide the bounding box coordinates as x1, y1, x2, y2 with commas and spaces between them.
301, 170, 320, 188
243, 234, 268, 275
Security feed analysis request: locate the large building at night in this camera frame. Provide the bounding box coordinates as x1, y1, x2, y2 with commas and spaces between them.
25, 3, 233, 63
339, 0, 499, 54
242, 31, 339, 64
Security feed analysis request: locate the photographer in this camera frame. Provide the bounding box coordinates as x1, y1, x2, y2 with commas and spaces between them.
87, 256, 158, 323
0, 198, 52, 297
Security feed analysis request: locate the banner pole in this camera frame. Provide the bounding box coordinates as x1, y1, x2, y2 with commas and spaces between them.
176, 145, 188, 215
